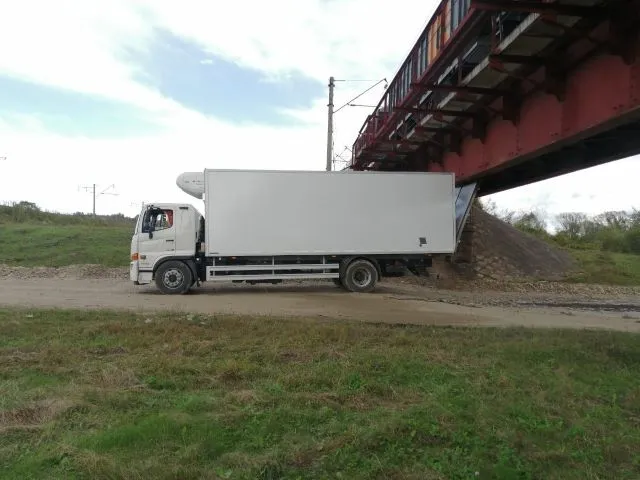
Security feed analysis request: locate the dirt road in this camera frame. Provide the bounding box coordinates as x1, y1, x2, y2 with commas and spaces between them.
0, 275, 639, 332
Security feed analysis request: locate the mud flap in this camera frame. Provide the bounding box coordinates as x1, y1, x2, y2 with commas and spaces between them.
130, 261, 139, 283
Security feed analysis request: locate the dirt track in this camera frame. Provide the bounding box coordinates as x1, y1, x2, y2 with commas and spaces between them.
0, 275, 639, 332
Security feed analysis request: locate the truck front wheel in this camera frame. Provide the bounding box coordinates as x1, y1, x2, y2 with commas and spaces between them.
342, 259, 378, 293
155, 261, 193, 295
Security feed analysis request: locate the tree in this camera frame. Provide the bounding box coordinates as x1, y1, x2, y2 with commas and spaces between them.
594, 210, 630, 231
626, 227, 640, 254
14, 201, 40, 211
478, 198, 498, 215
513, 212, 547, 235
555, 212, 590, 239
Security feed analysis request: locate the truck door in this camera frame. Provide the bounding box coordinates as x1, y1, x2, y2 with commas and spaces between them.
138, 206, 177, 271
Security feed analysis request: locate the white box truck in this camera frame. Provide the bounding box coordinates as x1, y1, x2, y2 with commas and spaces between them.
130, 169, 461, 294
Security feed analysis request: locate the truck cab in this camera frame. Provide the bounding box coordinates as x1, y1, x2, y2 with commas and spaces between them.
130, 203, 203, 287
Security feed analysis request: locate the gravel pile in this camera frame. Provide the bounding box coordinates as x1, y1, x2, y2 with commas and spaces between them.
432, 206, 578, 282
469, 206, 577, 280
0, 264, 129, 280
386, 276, 640, 310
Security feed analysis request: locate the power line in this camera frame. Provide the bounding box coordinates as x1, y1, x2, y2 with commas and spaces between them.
332, 146, 352, 170
78, 183, 119, 216
334, 78, 387, 114
326, 77, 387, 170
334, 79, 386, 82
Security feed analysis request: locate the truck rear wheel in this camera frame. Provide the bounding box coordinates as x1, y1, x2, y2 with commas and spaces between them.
342, 259, 378, 293
155, 261, 193, 295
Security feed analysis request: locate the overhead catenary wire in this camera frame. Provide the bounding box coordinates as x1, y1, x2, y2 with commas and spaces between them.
327, 77, 388, 171
334, 78, 388, 114
79, 183, 119, 216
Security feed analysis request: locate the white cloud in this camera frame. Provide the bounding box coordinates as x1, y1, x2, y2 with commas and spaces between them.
0, 111, 330, 216
0, 0, 637, 221
144, 0, 434, 78
485, 159, 640, 217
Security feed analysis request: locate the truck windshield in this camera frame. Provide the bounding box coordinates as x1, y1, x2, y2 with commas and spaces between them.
141, 208, 174, 233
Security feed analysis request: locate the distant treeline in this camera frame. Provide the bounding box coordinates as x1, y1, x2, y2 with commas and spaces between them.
0, 201, 136, 226
479, 199, 640, 255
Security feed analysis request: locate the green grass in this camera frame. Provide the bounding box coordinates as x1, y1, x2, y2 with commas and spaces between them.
0, 201, 135, 227
567, 250, 640, 286
1, 309, 639, 479
0, 224, 132, 267
2, 203, 639, 286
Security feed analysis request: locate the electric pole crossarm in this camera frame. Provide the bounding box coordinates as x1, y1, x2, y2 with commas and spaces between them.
78, 183, 119, 216
326, 77, 387, 172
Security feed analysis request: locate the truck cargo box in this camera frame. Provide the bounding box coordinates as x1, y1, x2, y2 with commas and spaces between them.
203, 169, 455, 257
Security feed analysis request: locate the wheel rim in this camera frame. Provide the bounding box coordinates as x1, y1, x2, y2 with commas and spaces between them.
163, 268, 184, 288
352, 267, 372, 288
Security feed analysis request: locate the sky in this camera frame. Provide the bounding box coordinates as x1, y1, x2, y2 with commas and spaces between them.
0, 0, 638, 221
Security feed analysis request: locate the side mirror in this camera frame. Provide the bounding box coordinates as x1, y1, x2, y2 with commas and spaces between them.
148, 230, 154, 239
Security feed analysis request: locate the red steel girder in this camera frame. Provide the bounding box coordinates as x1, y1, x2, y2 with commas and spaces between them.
414, 126, 457, 134
410, 83, 510, 96
488, 53, 548, 65
421, 136, 447, 148
450, 131, 464, 155
488, 55, 567, 100
352, 0, 637, 170
471, 0, 606, 17
539, 14, 604, 46
376, 140, 424, 147
426, 51, 640, 185
420, 117, 475, 136
357, 8, 491, 153
395, 106, 477, 117
609, 1, 640, 65
384, 132, 446, 149
361, 150, 406, 159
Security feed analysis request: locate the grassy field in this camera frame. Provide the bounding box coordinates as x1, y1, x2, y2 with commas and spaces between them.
0, 202, 134, 267
3, 222, 639, 286
1, 309, 639, 479
0, 224, 132, 267
1, 201, 639, 285
565, 250, 640, 286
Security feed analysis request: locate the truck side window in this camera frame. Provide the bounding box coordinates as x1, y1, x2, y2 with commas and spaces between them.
142, 209, 174, 233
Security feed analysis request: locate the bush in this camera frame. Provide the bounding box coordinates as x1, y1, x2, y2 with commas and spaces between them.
0, 201, 135, 227
625, 227, 640, 254
483, 203, 640, 256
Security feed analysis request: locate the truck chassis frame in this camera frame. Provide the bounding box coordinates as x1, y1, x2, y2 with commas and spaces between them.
153, 254, 431, 295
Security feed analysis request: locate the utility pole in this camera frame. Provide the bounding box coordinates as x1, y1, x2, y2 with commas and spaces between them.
91, 184, 96, 216
79, 183, 118, 216
326, 76, 335, 172
325, 77, 387, 171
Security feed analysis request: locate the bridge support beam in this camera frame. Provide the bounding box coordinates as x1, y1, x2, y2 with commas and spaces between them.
471, 0, 605, 17
431, 50, 640, 194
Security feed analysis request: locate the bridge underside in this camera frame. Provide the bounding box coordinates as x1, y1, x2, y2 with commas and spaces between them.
351, 0, 640, 196
470, 114, 640, 195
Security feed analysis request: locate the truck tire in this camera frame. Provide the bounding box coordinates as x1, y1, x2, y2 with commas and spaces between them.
342, 259, 378, 293
155, 261, 193, 295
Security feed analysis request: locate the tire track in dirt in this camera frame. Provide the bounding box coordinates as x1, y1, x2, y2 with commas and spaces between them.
0, 277, 638, 332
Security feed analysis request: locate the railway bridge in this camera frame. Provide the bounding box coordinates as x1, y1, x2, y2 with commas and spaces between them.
349, 0, 640, 200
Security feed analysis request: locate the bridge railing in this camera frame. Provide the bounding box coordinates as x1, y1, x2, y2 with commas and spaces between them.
352, 0, 474, 163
